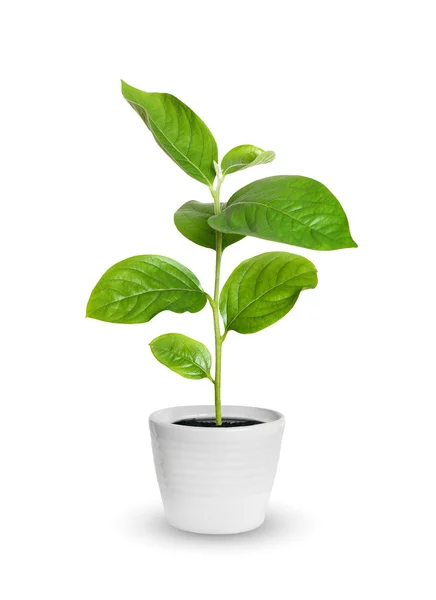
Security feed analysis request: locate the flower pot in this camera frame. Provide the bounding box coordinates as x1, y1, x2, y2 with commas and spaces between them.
149, 405, 285, 534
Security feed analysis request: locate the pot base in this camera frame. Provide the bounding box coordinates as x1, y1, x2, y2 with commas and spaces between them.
164, 494, 268, 534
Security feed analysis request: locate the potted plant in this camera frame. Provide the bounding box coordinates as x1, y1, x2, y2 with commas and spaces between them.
86, 81, 357, 534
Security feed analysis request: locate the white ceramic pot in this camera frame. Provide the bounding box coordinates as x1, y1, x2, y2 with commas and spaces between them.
149, 405, 285, 534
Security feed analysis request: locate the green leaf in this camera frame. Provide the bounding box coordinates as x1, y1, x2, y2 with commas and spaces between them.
86, 255, 206, 324
220, 251, 318, 334
221, 145, 275, 175
209, 175, 357, 251
121, 80, 218, 186
174, 201, 244, 250
150, 333, 213, 381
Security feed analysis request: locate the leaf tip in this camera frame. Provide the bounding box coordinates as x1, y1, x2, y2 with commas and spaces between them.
120, 79, 137, 101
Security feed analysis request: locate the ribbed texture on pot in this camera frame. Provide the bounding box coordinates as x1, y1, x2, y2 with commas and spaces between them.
150, 429, 282, 497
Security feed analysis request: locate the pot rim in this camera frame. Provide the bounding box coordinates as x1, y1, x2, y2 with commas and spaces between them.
149, 404, 285, 432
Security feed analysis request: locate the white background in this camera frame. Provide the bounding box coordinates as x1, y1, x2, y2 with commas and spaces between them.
1, 1, 435, 598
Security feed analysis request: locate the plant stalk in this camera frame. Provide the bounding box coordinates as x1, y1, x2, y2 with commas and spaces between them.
210, 174, 224, 425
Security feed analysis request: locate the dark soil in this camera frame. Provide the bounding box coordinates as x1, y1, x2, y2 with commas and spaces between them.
173, 417, 264, 428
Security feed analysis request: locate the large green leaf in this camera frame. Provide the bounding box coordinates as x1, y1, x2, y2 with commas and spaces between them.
149, 333, 213, 381
221, 144, 275, 176
220, 251, 318, 334
86, 255, 206, 324
209, 175, 357, 250
121, 81, 218, 186
174, 201, 244, 250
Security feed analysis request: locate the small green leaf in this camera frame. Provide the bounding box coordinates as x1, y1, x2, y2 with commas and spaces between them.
221, 145, 275, 175
209, 175, 357, 251
86, 255, 206, 324
121, 81, 218, 186
174, 201, 244, 250
220, 251, 318, 334
150, 333, 213, 381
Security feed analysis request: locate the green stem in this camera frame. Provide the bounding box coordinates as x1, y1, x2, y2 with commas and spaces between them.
210, 173, 224, 425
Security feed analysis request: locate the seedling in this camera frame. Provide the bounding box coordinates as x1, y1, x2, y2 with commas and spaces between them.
86, 82, 357, 425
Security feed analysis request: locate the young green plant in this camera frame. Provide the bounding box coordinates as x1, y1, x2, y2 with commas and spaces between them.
86, 82, 357, 425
